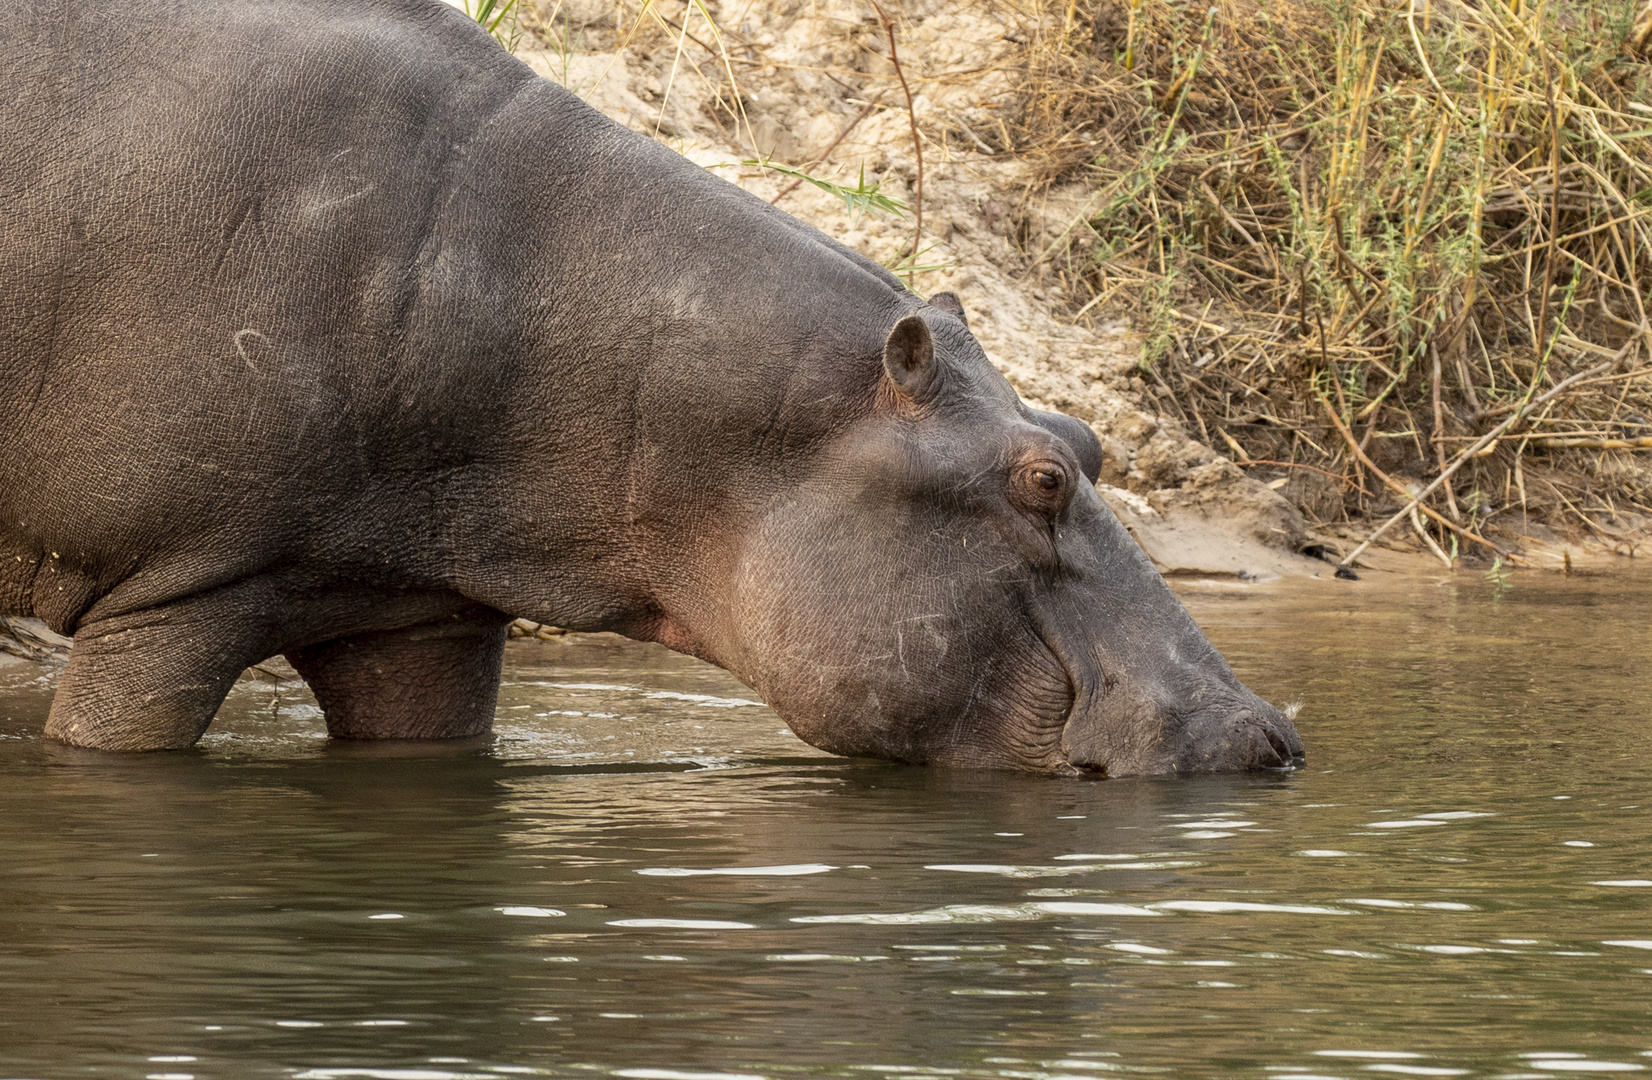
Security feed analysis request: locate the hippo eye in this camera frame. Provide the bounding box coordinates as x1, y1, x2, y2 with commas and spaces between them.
1013, 460, 1069, 516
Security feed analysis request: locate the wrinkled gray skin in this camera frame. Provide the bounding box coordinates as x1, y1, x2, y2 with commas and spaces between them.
0, 0, 1303, 775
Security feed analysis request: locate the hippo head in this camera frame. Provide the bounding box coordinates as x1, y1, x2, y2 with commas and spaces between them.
717, 294, 1303, 776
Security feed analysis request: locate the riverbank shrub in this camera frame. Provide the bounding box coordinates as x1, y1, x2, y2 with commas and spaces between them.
1012, 0, 1652, 541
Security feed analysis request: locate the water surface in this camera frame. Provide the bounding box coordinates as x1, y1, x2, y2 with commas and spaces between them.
3, 568, 1651, 1078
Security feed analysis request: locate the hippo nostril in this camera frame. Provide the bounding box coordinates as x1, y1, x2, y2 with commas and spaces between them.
1053, 756, 1108, 779
1230, 715, 1295, 770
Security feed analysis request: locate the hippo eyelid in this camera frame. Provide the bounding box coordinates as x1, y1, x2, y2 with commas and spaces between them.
1008, 456, 1072, 520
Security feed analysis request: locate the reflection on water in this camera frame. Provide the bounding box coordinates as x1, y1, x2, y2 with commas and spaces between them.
3, 570, 1652, 1077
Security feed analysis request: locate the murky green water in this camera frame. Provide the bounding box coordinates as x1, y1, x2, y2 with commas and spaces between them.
3, 569, 1652, 1079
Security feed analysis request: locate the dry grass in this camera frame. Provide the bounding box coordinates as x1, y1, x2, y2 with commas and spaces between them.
1003, 0, 1652, 549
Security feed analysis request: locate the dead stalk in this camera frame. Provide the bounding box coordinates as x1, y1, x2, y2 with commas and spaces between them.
998, 0, 1652, 544
1338, 355, 1620, 568
869, 0, 923, 254
1235, 459, 1371, 492
771, 91, 889, 206
1319, 393, 1511, 560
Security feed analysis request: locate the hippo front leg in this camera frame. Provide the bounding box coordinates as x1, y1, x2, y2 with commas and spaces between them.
286, 607, 510, 740
45, 584, 276, 751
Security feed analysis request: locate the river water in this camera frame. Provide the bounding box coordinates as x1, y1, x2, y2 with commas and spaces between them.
2, 569, 1651, 1078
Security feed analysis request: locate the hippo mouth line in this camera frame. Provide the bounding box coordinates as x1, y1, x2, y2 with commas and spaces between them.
1052, 710, 1108, 779
1034, 624, 1106, 779
1246, 711, 1307, 771
1053, 754, 1108, 779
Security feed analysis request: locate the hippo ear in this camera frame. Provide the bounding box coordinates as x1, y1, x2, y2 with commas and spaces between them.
883, 314, 936, 397
929, 291, 968, 329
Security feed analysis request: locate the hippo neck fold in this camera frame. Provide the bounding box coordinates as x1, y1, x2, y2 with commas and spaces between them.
428, 80, 921, 658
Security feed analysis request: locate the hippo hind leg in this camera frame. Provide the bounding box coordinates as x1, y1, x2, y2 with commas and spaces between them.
287, 607, 510, 740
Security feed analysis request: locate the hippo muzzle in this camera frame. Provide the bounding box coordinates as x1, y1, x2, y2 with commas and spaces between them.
1059, 677, 1305, 778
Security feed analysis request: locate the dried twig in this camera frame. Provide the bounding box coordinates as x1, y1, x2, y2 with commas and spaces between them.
1234, 459, 1370, 492
1338, 357, 1620, 569
1007, 0, 1652, 540
1535, 58, 1562, 367
1529, 435, 1652, 449
771, 91, 890, 206
1319, 394, 1511, 561
868, 0, 923, 254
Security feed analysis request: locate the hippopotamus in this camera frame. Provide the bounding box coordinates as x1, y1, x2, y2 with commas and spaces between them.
0, 0, 1303, 775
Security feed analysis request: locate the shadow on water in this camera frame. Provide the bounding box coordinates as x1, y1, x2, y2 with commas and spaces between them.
3, 570, 1652, 1076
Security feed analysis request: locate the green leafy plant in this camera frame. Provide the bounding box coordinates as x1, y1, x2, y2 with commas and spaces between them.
741, 160, 908, 218
882, 243, 955, 288
462, 0, 519, 50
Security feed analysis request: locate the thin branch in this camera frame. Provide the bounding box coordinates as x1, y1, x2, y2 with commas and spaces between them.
869, 0, 923, 255
771, 92, 889, 206
1337, 354, 1626, 570
1319, 394, 1512, 561
1234, 459, 1372, 492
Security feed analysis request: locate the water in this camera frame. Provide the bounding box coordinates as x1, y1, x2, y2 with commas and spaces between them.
3, 569, 1652, 1078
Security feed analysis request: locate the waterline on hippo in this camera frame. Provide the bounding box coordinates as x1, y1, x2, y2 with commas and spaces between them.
0, 0, 1301, 775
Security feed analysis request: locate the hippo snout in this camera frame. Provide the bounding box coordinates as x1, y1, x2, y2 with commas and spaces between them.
1059, 684, 1305, 778
1202, 709, 1306, 772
